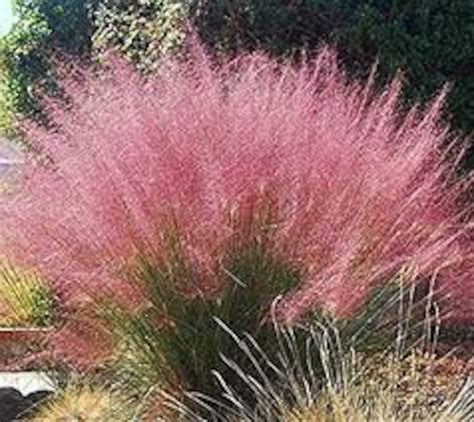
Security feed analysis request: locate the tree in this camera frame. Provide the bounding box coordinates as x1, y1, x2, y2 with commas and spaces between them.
0, 0, 98, 134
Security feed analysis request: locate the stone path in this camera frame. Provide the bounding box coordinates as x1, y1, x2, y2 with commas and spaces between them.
0, 372, 55, 421
0, 372, 55, 396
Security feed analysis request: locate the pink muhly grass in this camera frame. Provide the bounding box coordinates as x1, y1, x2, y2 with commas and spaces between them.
0, 43, 472, 334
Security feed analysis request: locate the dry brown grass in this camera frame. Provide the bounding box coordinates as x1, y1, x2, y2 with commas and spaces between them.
30, 384, 133, 421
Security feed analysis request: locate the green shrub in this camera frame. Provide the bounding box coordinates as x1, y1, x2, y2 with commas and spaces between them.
92, 0, 188, 74
0, 0, 98, 134
0, 5, 52, 130
0, 0, 186, 135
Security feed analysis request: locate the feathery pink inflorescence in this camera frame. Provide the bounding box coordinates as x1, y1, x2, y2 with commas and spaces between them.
0, 44, 472, 330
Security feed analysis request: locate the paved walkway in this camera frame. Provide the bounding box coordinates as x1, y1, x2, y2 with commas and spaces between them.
0, 138, 22, 178
0, 372, 55, 395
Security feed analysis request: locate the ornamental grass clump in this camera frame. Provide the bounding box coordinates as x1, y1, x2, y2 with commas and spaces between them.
164, 306, 473, 422
0, 41, 472, 369
30, 384, 134, 421
103, 247, 301, 401
0, 263, 55, 328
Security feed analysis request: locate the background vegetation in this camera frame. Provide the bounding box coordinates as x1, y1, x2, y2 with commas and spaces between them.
0, 1, 473, 155
0, 0, 98, 135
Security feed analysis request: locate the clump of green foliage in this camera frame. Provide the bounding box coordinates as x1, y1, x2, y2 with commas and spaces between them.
0, 0, 187, 136
92, 0, 188, 73
0, 0, 98, 134
104, 245, 302, 401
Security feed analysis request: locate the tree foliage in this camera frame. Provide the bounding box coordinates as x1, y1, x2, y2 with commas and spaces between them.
0, 0, 98, 134
92, 0, 188, 74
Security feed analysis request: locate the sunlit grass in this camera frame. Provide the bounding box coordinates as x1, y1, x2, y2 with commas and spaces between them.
0, 263, 55, 327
